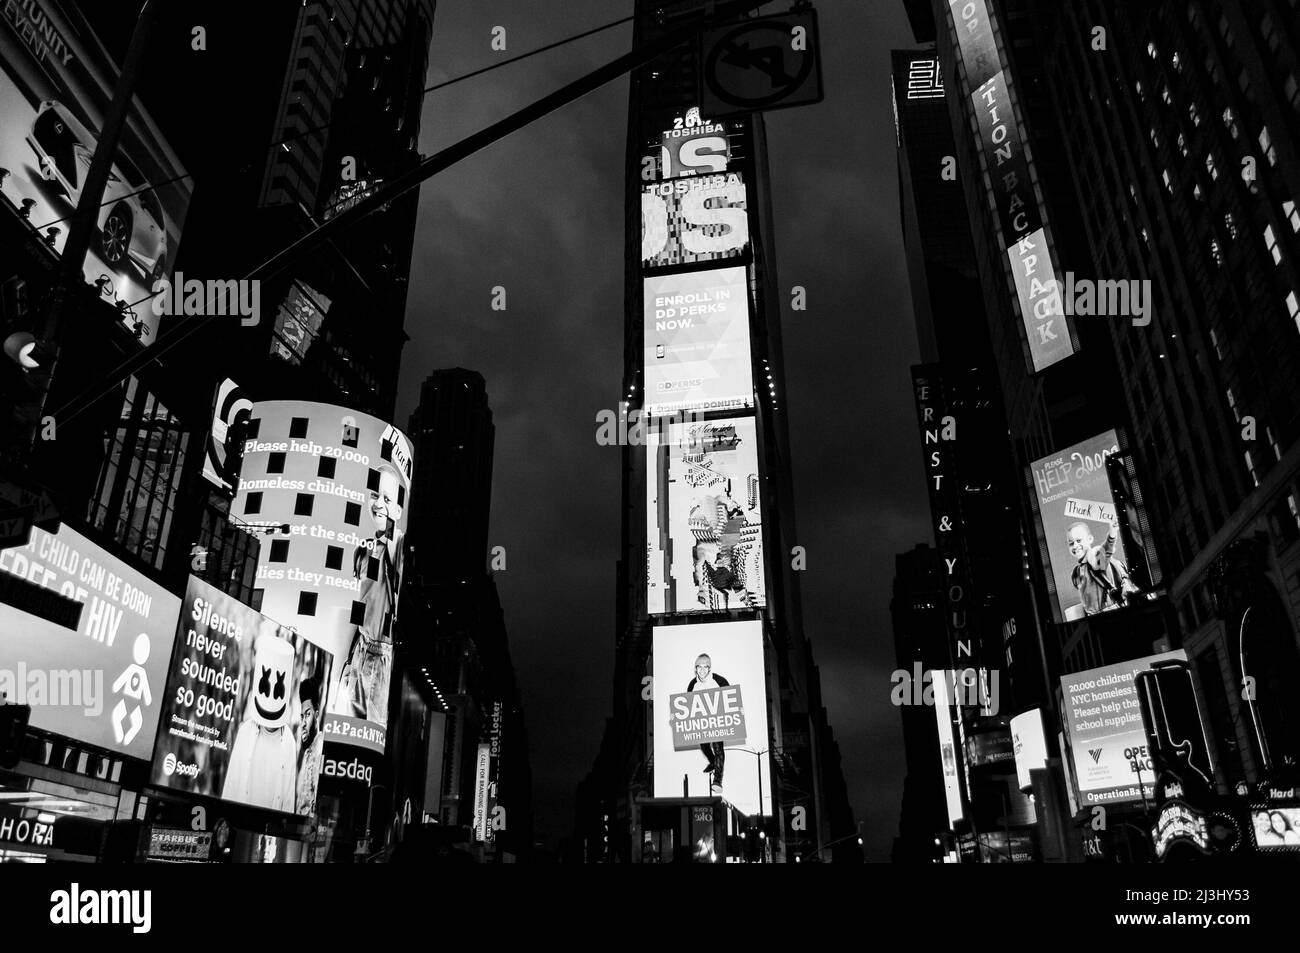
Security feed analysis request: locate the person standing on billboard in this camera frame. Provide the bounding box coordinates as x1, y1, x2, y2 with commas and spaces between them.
688, 654, 729, 795
295, 672, 324, 814
1067, 518, 1138, 616
333, 465, 405, 724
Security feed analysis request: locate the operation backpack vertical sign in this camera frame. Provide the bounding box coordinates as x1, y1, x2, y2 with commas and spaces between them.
943, 0, 1077, 373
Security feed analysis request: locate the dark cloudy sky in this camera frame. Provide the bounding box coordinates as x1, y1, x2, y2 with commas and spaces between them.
396, 0, 929, 859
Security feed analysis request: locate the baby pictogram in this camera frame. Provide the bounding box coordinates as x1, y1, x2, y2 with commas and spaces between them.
111, 633, 152, 746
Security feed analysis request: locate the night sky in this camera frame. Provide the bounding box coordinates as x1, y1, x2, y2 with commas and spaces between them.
395, 0, 928, 859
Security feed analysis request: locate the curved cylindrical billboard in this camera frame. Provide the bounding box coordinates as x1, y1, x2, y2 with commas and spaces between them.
232, 401, 413, 755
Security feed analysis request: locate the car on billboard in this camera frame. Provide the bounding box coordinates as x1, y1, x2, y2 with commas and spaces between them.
25, 99, 168, 283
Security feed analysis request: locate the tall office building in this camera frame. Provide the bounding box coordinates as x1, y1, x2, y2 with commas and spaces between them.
577, 0, 856, 863
402, 369, 532, 858
893, 46, 1050, 861
1028, 0, 1300, 789
899, 0, 1300, 860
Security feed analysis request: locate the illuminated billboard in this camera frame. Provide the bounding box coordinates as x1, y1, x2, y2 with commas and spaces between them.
946, 0, 1076, 374
642, 171, 749, 268
232, 400, 413, 754
0, 0, 190, 344
643, 266, 754, 416
652, 620, 772, 816
1010, 708, 1048, 793
1251, 806, 1300, 850
149, 576, 333, 816
933, 671, 965, 827
201, 378, 253, 494
659, 120, 731, 179
1060, 650, 1185, 808
0, 523, 180, 759
1029, 430, 1139, 623
647, 417, 765, 615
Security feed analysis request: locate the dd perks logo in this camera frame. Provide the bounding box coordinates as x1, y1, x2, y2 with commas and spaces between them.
162, 752, 199, 778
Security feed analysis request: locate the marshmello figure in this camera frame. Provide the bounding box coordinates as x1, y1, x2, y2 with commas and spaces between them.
223, 636, 297, 812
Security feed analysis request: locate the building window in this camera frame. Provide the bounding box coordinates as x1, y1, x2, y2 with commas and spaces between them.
1205, 153, 1217, 179
1286, 201, 1300, 233
1149, 41, 1160, 59
1210, 328, 1224, 360
1223, 106, 1239, 138
1179, 132, 1190, 157
1193, 183, 1204, 202
1260, 127, 1278, 166
1267, 426, 1283, 461
1224, 212, 1238, 240
1245, 450, 1260, 487
1162, 84, 1173, 105
1286, 74, 1300, 111
85, 376, 190, 571
1210, 238, 1223, 266
1226, 388, 1240, 421
1262, 15, 1280, 54
1265, 224, 1282, 264
1288, 291, 1300, 332
1188, 101, 1199, 125
1162, 169, 1173, 194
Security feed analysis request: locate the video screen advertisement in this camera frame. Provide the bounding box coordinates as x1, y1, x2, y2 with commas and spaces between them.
643, 265, 755, 417
149, 576, 333, 817
647, 417, 766, 615
0, 0, 190, 343
231, 400, 414, 757
642, 170, 750, 269
1029, 430, 1140, 623
1060, 650, 1186, 808
0, 523, 180, 759
652, 620, 773, 816
658, 115, 732, 179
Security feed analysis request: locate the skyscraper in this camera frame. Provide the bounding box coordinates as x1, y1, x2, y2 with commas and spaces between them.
578, 0, 856, 863
402, 368, 531, 858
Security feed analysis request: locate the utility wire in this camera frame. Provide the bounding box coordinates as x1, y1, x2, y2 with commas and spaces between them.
50, 0, 770, 425
270, 12, 637, 153
32, 16, 634, 235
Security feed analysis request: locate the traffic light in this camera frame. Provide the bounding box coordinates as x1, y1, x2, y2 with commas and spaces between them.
0, 701, 31, 768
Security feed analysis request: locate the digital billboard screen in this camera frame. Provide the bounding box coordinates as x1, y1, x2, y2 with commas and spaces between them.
642, 171, 749, 269
1060, 650, 1185, 808
659, 120, 731, 179
200, 378, 252, 494
149, 576, 333, 817
231, 400, 413, 755
1029, 430, 1139, 622
0, 522, 180, 759
647, 417, 765, 615
0, 0, 190, 344
1251, 806, 1300, 850
652, 620, 772, 816
643, 265, 754, 416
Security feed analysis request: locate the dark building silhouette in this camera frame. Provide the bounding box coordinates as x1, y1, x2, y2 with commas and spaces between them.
401, 369, 532, 859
